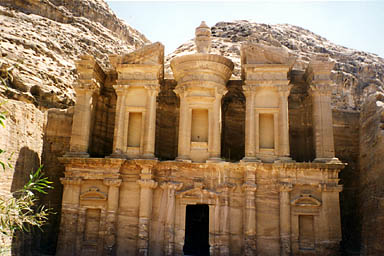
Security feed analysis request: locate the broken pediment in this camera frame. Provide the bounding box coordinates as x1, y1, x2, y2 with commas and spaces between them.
80, 186, 107, 201
110, 42, 164, 66
291, 194, 321, 207
241, 43, 294, 65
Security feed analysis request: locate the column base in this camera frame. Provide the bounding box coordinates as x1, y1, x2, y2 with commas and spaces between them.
241, 157, 261, 163
313, 157, 342, 164
206, 157, 224, 163
274, 156, 295, 163
175, 156, 192, 163
141, 153, 157, 160
107, 152, 128, 159
63, 151, 89, 158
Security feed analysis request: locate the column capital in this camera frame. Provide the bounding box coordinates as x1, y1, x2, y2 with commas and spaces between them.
279, 182, 293, 192
215, 86, 228, 97
242, 182, 257, 192
137, 179, 158, 189
113, 83, 130, 94
277, 84, 293, 95
242, 85, 256, 97
103, 178, 122, 187
309, 84, 333, 96
160, 181, 183, 191
144, 84, 160, 95
74, 79, 101, 93
173, 85, 187, 97
60, 177, 82, 186
217, 182, 236, 193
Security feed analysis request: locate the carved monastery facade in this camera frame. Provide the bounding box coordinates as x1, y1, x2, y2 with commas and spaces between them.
57, 22, 344, 256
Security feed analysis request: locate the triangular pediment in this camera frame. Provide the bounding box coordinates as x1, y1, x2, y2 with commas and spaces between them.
115, 42, 164, 65
241, 43, 293, 65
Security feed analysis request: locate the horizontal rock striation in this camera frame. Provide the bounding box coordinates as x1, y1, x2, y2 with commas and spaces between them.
0, 0, 149, 109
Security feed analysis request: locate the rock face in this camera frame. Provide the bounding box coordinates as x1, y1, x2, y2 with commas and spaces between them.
0, 0, 148, 254
359, 87, 384, 255
0, 0, 149, 110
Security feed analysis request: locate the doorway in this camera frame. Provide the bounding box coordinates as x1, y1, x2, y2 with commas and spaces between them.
183, 204, 210, 256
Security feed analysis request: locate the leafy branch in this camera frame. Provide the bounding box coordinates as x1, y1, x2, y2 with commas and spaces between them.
0, 166, 53, 236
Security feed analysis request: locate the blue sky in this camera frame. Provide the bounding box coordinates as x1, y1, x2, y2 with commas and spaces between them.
107, 1, 384, 57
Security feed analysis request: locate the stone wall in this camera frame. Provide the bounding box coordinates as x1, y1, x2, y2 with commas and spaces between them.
333, 109, 361, 254
38, 108, 73, 254
0, 0, 148, 47
0, 98, 45, 254
155, 79, 179, 160
359, 88, 384, 255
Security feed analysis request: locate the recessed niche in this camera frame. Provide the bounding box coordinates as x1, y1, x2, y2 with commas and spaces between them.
299, 215, 315, 250
259, 113, 274, 149
85, 208, 101, 242
191, 109, 208, 143
128, 112, 142, 147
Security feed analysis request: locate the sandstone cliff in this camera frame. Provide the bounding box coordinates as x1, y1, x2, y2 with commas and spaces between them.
0, 0, 148, 254
0, 0, 149, 109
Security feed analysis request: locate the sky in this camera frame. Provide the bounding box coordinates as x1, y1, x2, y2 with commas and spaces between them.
106, 1, 384, 57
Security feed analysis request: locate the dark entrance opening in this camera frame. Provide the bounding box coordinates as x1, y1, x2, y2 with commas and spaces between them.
183, 204, 210, 256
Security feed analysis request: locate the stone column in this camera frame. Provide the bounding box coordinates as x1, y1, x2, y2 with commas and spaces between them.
68, 87, 98, 156
161, 182, 183, 256
209, 89, 226, 161
279, 183, 293, 256
310, 85, 337, 161
57, 177, 82, 256
318, 183, 343, 254
175, 90, 190, 160
104, 178, 122, 255
137, 166, 158, 256
243, 87, 257, 161
111, 85, 128, 157
278, 86, 292, 160
242, 166, 257, 255
143, 86, 159, 159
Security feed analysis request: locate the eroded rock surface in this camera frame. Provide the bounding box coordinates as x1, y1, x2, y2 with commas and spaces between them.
0, 0, 149, 109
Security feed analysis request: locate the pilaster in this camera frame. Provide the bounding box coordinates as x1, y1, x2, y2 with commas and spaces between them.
279, 182, 293, 256
57, 177, 83, 256
217, 183, 236, 256
111, 85, 128, 157
242, 87, 257, 161
160, 182, 183, 256
306, 56, 340, 163
209, 88, 228, 161
103, 178, 122, 255
242, 166, 257, 255
174, 88, 191, 161
137, 165, 158, 256
143, 86, 160, 159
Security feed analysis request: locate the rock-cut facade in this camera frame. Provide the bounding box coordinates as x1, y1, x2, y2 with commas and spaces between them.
56, 22, 345, 256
